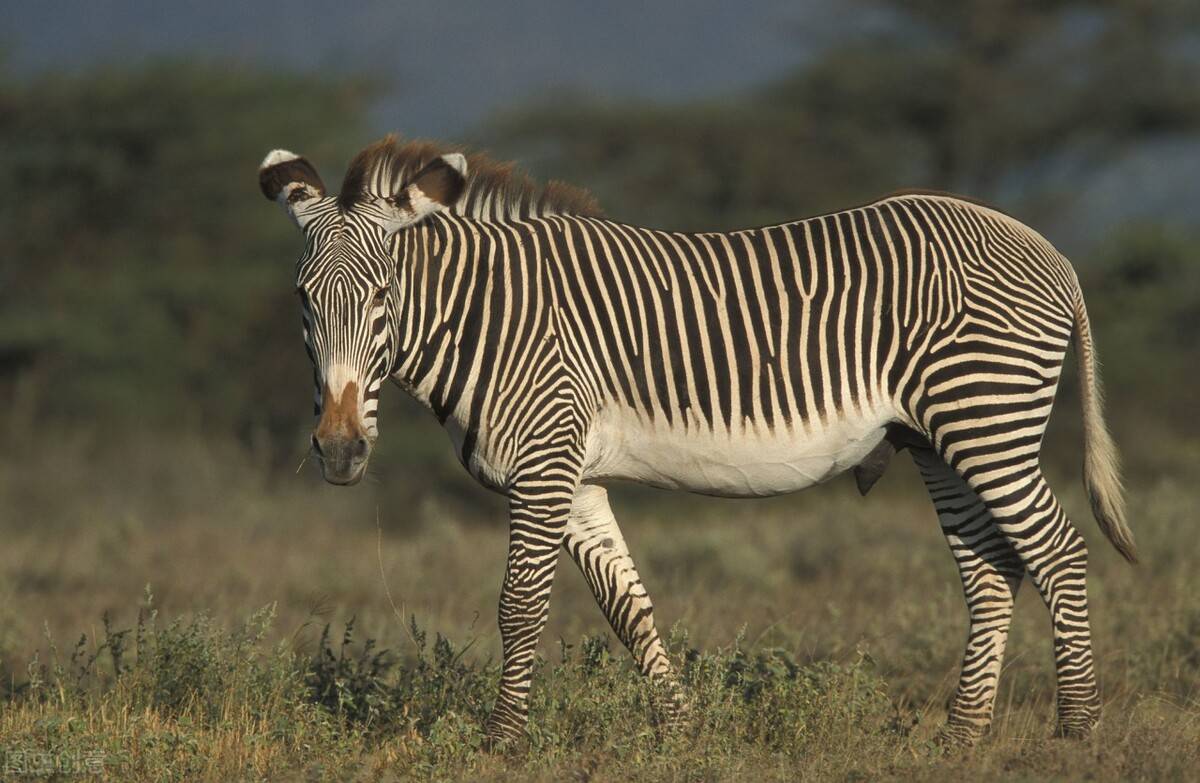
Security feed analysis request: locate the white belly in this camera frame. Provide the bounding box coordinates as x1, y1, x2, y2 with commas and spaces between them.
582, 404, 894, 497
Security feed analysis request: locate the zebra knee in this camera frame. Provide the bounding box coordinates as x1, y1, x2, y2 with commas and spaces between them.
963, 573, 1017, 623
1030, 521, 1090, 602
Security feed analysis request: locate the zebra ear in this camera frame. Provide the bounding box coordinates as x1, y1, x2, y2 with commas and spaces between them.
410, 153, 468, 211
259, 149, 328, 230
373, 153, 468, 234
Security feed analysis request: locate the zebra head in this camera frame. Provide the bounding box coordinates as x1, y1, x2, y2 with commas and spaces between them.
259, 147, 467, 485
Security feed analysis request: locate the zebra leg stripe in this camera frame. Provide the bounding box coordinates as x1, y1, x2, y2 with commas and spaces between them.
913, 448, 1023, 746
935, 441, 1101, 738
483, 456, 582, 746
563, 485, 686, 724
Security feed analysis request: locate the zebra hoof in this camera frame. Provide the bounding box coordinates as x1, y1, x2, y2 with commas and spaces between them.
481, 716, 527, 754
1055, 700, 1099, 740
1055, 716, 1098, 740
481, 729, 526, 754
647, 685, 692, 740
933, 719, 987, 750
651, 710, 691, 743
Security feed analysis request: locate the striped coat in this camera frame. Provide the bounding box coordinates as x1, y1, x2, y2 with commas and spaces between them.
259, 136, 1134, 747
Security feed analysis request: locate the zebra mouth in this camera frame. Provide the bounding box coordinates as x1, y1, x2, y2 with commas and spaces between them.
311, 431, 373, 486
320, 459, 368, 486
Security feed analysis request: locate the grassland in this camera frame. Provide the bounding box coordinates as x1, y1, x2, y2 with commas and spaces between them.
0, 411, 1196, 781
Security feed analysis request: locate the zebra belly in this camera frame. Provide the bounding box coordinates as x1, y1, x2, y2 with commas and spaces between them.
583, 405, 895, 498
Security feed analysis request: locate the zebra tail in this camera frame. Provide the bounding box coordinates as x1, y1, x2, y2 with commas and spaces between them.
1072, 287, 1138, 564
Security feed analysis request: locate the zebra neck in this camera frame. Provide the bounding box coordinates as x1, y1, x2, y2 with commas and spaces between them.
389, 216, 507, 426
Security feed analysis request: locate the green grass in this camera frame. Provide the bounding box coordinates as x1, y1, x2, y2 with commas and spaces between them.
0, 424, 1196, 780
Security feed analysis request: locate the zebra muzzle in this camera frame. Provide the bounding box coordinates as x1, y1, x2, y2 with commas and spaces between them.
313, 381, 372, 485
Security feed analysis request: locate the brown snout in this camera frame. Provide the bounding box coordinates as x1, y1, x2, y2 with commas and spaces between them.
312, 381, 371, 485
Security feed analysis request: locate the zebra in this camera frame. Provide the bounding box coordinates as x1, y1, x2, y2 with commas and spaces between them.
258, 135, 1136, 748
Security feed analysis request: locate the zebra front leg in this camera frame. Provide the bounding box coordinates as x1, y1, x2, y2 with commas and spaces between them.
912, 448, 1023, 747
483, 473, 577, 748
563, 485, 687, 727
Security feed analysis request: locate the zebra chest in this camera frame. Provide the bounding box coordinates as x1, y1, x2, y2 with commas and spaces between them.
443, 417, 518, 492
582, 405, 895, 498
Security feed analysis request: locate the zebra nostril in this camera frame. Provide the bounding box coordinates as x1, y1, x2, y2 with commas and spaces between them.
311, 434, 324, 457
353, 436, 370, 460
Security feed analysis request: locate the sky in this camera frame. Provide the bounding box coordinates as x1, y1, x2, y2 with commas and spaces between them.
4, 1, 839, 138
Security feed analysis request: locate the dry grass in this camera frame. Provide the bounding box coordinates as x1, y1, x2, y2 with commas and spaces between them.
0, 418, 1196, 781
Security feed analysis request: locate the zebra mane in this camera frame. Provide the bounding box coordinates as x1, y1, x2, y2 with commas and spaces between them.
337, 134, 603, 220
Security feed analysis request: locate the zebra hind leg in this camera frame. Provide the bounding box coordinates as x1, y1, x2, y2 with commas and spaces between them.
912, 447, 1024, 747
938, 444, 1101, 739
563, 485, 688, 729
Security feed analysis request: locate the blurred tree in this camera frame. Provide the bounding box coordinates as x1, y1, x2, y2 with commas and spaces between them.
0, 61, 376, 447
832, 0, 1200, 190
485, 0, 1200, 231
1083, 224, 1200, 403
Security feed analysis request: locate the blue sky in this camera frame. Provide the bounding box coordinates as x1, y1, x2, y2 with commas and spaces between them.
5, 1, 839, 137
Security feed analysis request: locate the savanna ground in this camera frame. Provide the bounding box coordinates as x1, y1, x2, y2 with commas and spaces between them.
0, 399, 1196, 782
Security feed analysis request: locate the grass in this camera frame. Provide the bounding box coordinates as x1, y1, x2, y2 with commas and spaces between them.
0, 416, 1196, 780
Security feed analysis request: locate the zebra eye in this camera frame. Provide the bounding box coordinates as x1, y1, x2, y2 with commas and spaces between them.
372, 286, 390, 306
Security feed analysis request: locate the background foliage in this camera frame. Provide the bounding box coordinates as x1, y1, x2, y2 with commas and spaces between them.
0, 63, 374, 440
